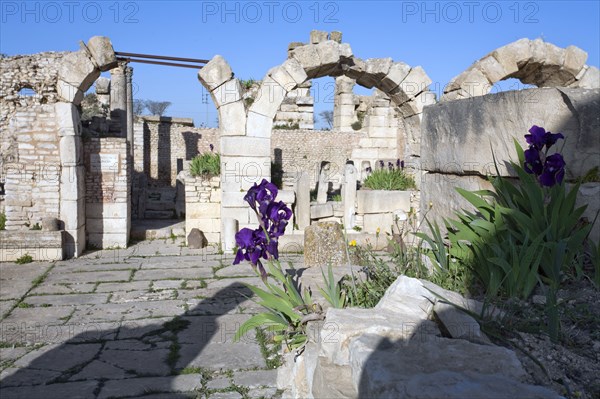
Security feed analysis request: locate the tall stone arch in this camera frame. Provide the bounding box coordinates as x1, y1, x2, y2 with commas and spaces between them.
55, 37, 118, 257
441, 38, 599, 101
197, 39, 435, 243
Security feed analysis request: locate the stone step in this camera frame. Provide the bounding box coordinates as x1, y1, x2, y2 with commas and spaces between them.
144, 210, 176, 219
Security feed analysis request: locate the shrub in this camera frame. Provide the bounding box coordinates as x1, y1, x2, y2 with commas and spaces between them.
423, 127, 595, 342
0, 212, 5, 230
351, 121, 362, 131
15, 254, 33, 264
363, 164, 416, 191
190, 151, 220, 177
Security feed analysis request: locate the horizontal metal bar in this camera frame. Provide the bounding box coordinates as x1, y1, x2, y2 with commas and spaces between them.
117, 57, 204, 69
115, 51, 209, 64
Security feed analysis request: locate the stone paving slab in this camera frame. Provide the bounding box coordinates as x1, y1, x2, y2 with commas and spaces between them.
45, 270, 132, 284
134, 267, 213, 281
98, 347, 171, 376
97, 374, 203, 399
24, 293, 109, 306
95, 281, 150, 293
0, 300, 17, 317
0, 281, 36, 301
0, 263, 51, 281
29, 282, 97, 295
0, 379, 99, 398
109, 289, 177, 303
52, 261, 142, 273
69, 300, 187, 323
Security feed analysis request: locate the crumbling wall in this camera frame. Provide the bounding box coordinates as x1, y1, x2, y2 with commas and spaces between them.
0, 53, 65, 228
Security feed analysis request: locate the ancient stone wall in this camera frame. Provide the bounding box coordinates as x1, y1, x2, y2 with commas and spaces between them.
1, 53, 65, 228
184, 174, 221, 244
134, 117, 219, 187
2, 104, 61, 229
271, 129, 365, 190
84, 137, 130, 248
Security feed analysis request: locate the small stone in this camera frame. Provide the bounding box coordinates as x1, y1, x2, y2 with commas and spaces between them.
532, 295, 546, 305
187, 228, 208, 249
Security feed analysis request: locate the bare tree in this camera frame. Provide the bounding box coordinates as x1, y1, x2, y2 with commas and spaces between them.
145, 100, 172, 116
319, 110, 333, 129
133, 99, 146, 115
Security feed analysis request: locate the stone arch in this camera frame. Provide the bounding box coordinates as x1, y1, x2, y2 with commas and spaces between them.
441, 38, 600, 101
196, 40, 436, 243
55, 36, 118, 257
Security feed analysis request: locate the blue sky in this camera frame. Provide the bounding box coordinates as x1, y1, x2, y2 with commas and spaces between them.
1, 0, 599, 127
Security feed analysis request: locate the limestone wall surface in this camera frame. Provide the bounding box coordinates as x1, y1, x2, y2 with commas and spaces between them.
84, 137, 130, 249
184, 174, 221, 244
271, 129, 365, 190
134, 117, 219, 187
421, 87, 600, 242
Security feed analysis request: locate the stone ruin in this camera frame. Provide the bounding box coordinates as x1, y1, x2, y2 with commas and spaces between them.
1, 31, 599, 261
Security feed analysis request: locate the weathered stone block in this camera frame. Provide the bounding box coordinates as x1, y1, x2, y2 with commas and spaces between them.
357, 58, 392, 88
476, 55, 510, 83
59, 136, 82, 166
95, 77, 111, 94
246, 111, 274, 138
218, 100, 246, 136
59, 50, 99, 92
268, 65, 298, 92
379, 61, 411, 93
303, 222, 349, 268
249, 77, 288, 118
61, 198, 85, 230
290, 44, 321, 78
61, 165, 85, 201
281, 58, 309, 85
310, 203, 334, 219
314, 41, 341, 77
310, 30, 328, 44
187, 202, 220, 219
357, 190, 411, 214
86, 36, 117, 71
198, 55, 233, 91
57, 79, 84, 104
211, 79, 242, 108
330, 31, 342, 43
363, 212, 394, 234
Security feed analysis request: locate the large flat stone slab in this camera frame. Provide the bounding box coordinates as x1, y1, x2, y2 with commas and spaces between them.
45, 270, 132, 284
0, 380, 99, 399
134, 268, 213, 281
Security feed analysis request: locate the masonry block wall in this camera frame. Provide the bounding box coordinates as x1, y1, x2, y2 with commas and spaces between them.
134, 117, 219, 186
1, 53, 65, 230
271, 129, 364, 190
84, 137, 130, 248
185, 175, 221, 244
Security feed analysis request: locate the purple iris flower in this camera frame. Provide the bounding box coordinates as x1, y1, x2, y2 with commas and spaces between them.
379, 160, 384, 168
524, 147, 543, 175
234, 179, 293, 281
525, 125, 564, 151
401, 160, 405, 169
539, 153, 566, 187
209, 144, 214, 152
366, 166, 372, 173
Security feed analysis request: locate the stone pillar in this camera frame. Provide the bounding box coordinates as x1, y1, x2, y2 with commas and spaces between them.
333, 76, 357, 132
95, 77, 111, 109
342, 163, 357, 229
221, 218, 239, 252
125, 66, 134, 158
316, 162, 330, 204
109, 62, 127, 137
296, 172, 311, 230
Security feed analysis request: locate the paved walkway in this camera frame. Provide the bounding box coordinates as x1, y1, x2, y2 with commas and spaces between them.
0, 239, 302, 399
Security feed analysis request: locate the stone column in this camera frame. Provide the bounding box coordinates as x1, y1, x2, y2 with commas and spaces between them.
343, 163, 357, 229
316, 162, 330, 204
125, 66, 134, 158
95, 77, 111, 109
221, 218, 239, 252
109, 62, 127, 137
334, 76, 357, 132
296, 172, 311, 230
